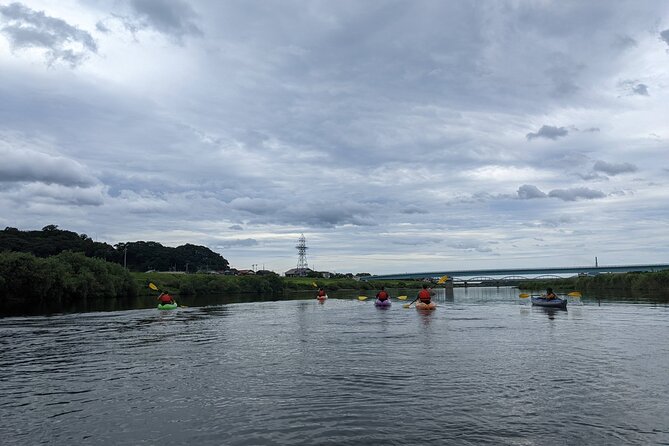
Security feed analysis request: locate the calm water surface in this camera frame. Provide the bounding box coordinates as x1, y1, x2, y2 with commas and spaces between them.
1, 288, 668, 445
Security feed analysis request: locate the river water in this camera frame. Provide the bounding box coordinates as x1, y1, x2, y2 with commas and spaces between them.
1, 287, 668, 445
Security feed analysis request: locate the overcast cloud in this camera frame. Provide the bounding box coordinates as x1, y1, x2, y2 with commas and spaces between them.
1, 1, 669, 274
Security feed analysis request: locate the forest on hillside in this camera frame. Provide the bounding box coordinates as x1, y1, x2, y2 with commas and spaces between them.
0, 225, 229, 272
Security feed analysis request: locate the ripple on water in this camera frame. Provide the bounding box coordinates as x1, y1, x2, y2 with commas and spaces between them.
1, 296, 668, 445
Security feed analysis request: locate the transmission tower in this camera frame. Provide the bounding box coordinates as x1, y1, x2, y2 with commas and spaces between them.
296, 234, 309, 276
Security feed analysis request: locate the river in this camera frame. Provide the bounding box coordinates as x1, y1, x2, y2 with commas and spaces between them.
1, 287, 668, 445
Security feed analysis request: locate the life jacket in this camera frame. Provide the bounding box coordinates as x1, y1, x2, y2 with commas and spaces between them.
418, 289, 431, 302
159, 294, 173, 303
317, 290, 326, 297
376, 290, 389, 300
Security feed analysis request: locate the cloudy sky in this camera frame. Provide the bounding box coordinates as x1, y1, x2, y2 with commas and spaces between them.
1, 1, 668, 275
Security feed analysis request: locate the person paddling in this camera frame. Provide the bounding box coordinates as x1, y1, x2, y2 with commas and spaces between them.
316, 288, 327, 299
417, 284, 433, 305
376, 286, 389, 302
543, 287, 557, 300
157, 290, 175, 305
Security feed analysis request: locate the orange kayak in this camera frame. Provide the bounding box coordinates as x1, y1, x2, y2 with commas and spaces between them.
415, 301, 436, 310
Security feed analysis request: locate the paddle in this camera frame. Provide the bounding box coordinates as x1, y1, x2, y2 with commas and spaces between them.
519, 291, 581, 299
403, 297, 419, 308
358, 296, 368, 301
397, 295, 408, 300
436, 275, 449, 284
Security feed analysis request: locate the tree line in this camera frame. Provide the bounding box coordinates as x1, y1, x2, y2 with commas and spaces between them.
0, 225, 229, 272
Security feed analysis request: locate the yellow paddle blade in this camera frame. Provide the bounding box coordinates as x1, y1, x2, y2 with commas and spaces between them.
402, 303, 411, 308
518, 293, 530, 298
437, 275, 449, 284
149, 282, 159, 291
397, 295, 408, 300
311, 282, 318, 288
568, 291, 582, 298
358, 296, 368, 301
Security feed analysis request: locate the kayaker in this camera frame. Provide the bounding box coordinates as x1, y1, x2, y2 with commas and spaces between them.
376, 287, 389, 302
417, 284, 433, 305
316, 288, 327, 299
544, 287, 558, 300
157, 291, 175, 305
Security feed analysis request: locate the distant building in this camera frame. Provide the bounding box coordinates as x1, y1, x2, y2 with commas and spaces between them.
284, 267, 314, 277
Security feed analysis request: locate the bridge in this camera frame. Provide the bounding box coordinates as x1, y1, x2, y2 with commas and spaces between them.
366, 263, 669, 281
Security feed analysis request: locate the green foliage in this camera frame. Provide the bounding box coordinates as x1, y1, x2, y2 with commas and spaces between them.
0, 251, 137, 305
0, 226, 229, 273
135, 272, 284, 297
519, 271, 669, 294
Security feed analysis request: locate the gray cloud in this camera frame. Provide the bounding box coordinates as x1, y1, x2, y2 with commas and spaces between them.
1, 2, 669, 274
526, 125, 568, 141
548, 187, 606, 201
218, 238, 258, 248
0, 2, 97, 67
576, 171, 609, 181
517, 184, 547, 199
661, 29, 669, 46
632, 83, 649, 96
593, 160, 637, 176
121, 0, 203, 42
0, 146, 97, 187
613, 34, 637, 49
621, 80, 650, 96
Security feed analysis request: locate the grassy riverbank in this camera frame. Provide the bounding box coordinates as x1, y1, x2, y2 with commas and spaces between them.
519, 270, 669, 294
136, 273, 431, 296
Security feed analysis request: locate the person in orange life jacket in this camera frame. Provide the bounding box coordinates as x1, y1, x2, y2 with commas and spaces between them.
158, 291, 175, 305
376, 286, 389, 301
316, 288, 327, 299
543, 287, 557, 300
417, 284, 433, 304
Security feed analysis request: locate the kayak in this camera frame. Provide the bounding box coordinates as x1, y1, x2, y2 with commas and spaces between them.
157, 302, 178, 310
375, 299, 391, 307
415, 301, 437, 310
531, 297, 567, 309
317, 295, 328, 302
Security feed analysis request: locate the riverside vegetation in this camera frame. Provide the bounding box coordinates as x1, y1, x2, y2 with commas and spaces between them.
3, 226, 668, 309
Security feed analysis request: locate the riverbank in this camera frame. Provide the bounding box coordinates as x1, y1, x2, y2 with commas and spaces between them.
519, 270, 669, 295
135, 272, 431, 297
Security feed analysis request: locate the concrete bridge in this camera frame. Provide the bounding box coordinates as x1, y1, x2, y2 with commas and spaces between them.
366, 263, 669, 282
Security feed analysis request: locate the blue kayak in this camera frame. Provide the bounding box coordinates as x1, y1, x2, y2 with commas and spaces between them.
531, 297, 567, 309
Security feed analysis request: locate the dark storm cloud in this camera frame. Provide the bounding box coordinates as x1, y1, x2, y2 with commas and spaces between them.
548, 187, 606, 201
517, 184, 547, 199
593, 160, 637, 176
121, 0, 203, 41
526, 125, 568, 141
0, 2, 97, 67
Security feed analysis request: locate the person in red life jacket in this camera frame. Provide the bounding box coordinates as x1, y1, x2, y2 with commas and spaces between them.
316, 288, 327, 299
157, 290, 175, 305
417, 284, 433, 304
376, 286, 389, 302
